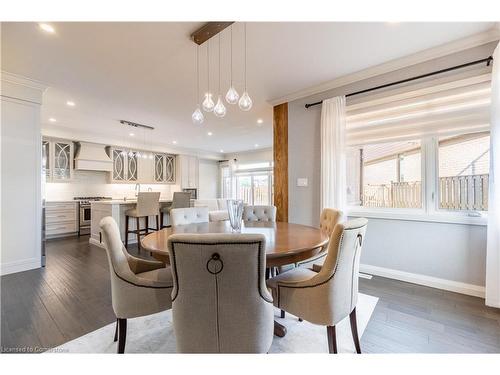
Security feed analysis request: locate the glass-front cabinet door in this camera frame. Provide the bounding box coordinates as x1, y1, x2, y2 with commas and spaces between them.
42, 140, 50, 181
42, 138, 73, 182
112, 149, 126, 181
53, 142, 72, 180
154, 153, 176, 183
126, 151, 138, 181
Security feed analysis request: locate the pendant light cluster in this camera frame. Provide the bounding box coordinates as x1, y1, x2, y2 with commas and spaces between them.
192, 23, 252, 125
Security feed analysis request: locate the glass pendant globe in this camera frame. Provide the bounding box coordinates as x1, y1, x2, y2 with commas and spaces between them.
213, 96, 227, 118
202, 93, 215, 112
225, 86, 239, 104
238, 91, 253, 111
192, 107, 205, 125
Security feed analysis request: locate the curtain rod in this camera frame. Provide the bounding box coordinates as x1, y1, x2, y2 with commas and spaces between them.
304, 56, 493, 109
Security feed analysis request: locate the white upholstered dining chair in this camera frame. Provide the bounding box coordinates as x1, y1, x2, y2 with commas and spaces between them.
267, 218, 368, 353
100, 216, 173, 353
170, 206, 209, 226
167, 233, 274, 353
242, 205, 277, 222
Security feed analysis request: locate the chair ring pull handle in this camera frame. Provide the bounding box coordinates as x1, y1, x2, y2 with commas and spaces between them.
206, 253, 224, 275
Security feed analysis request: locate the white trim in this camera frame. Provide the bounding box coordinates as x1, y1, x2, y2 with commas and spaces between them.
1, 258, 41, 276
348, 209, 487, 226
360, 263, 485, 298
269, 27, 500, 106
89, 237, 106, 249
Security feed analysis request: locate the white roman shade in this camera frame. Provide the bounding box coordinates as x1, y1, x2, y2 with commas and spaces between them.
346, 68, 492, 145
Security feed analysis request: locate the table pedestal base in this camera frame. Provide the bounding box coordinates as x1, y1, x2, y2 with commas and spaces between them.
274, 320, 287, 337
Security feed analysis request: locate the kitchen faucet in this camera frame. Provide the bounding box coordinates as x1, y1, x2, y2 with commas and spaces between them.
135, 183, 141, 197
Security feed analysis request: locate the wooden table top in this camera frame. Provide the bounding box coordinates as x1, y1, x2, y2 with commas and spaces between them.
140, 221, 330, 267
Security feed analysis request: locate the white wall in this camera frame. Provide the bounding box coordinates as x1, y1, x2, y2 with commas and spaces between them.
224, 148, 273, 164
198, 159, 219, 199
1, 73, 46, 275
287, 43, 497, 290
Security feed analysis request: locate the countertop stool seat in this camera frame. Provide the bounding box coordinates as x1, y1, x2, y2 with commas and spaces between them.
125, 192, 161, 252
160, 191, 191, 229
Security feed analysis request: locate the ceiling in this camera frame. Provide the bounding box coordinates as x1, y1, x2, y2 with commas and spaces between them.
1, 22, 495, 155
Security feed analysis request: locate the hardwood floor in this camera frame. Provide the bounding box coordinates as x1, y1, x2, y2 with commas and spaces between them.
1, 235, 500, 353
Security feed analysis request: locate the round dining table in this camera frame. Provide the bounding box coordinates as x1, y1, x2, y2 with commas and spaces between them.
140, 220, 330, 337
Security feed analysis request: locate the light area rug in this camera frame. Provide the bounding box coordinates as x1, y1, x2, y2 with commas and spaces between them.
51, 294, 378, 354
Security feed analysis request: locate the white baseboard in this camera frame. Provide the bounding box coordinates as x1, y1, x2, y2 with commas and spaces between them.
360, 264, 485, 298
1, 257, 41, 276
89, 238, 106, 249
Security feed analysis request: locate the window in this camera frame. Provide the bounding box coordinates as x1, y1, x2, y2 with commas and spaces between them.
221, 161, 274, 206
438, 132, 490, 211
347, 140, 422, 209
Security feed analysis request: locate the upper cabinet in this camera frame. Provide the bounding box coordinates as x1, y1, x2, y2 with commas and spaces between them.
178, 155, 199, 189
110, 147, 176, 184
110, 148, 138, 182
42, 138, 74, 182
154, 153, 176, 183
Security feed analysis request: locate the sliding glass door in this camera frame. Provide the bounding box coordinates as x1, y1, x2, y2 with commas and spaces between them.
236, 173, 273, 205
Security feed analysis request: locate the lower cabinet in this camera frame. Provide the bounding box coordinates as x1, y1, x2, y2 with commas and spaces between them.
45, 202, 78, 238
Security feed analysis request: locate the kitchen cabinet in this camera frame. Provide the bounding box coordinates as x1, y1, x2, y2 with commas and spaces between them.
110, 147, 176, 184
45, 202, 78, 238
110, 148, 138, 182
178, 155, 199, 189
154, 153, 176, 183
42, 138, 74, 182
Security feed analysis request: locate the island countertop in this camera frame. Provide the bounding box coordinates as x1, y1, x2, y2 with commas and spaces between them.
91, 199, 173, 205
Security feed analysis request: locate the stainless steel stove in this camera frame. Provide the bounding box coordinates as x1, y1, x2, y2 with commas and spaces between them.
73, 196, 112, 235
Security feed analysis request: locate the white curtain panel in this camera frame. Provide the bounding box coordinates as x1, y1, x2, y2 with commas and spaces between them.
320, 96, 347, 211
486, 43, 500, 308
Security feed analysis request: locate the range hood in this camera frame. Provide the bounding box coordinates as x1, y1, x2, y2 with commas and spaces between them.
74, 142, 112, 172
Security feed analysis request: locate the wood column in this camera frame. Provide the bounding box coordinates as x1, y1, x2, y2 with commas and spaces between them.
273, 103, 288, 222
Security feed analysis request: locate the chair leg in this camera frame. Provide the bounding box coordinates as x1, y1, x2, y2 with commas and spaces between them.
136, 217, 141, 252
327, 325, 337, 354
125, 215, 129, 249
349, 307, 362, 354
160, 212, 164, 228
113, 319, 118, 342
145, 216, 149, 234
156, 215, 159, 231
117, 318, 127, 354
280, 310, 285, 318
265, 268, 270, 279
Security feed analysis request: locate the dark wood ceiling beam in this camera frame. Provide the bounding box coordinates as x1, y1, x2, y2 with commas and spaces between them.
191, 22, 235, 45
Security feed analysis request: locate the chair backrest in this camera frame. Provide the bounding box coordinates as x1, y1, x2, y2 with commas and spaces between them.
314, 218, 368, 324
319, 208, 343, 237
136, 192, 160, 217
171, 192, 192, 210
242, 205, 276, 222
170, 207, 209, 226
99, 216, 140, 315
167, 233, 274, 353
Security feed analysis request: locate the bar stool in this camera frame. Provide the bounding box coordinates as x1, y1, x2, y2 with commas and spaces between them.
125, 192, 161, 251
160, 191, 191, 228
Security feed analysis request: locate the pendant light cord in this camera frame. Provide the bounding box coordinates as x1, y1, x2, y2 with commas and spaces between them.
244, 22, 247, 91
207, 41, 210, 95
196, 45, 200, 105
230, 25, 233, 86
218, 34, 221, 95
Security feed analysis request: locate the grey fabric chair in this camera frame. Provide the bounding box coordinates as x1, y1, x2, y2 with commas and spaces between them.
267, 218, 368, 354
167, 233, 274, 353
124, 192, 161, 251
161, 191, 192, 228
100, 216, 173, 353
170, 206, 209, 226
242, 205, 277, 222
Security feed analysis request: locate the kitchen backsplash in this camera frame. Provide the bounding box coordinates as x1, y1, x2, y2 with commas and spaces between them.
45, 170, 181, 201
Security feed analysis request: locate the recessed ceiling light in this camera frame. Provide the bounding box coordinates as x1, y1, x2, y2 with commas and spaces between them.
172, 140, 177, 145
129, 133, 135, 137
66, 101, 75, 107
257, 119, 263, 124
220, 149, 224, 153
254, 144, 259, 148
207, 132, 213, 136
38, 23, 55, 34
49, 118, 57, 123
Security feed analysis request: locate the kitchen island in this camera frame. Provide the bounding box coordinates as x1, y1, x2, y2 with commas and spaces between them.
89, 199, 173, 249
